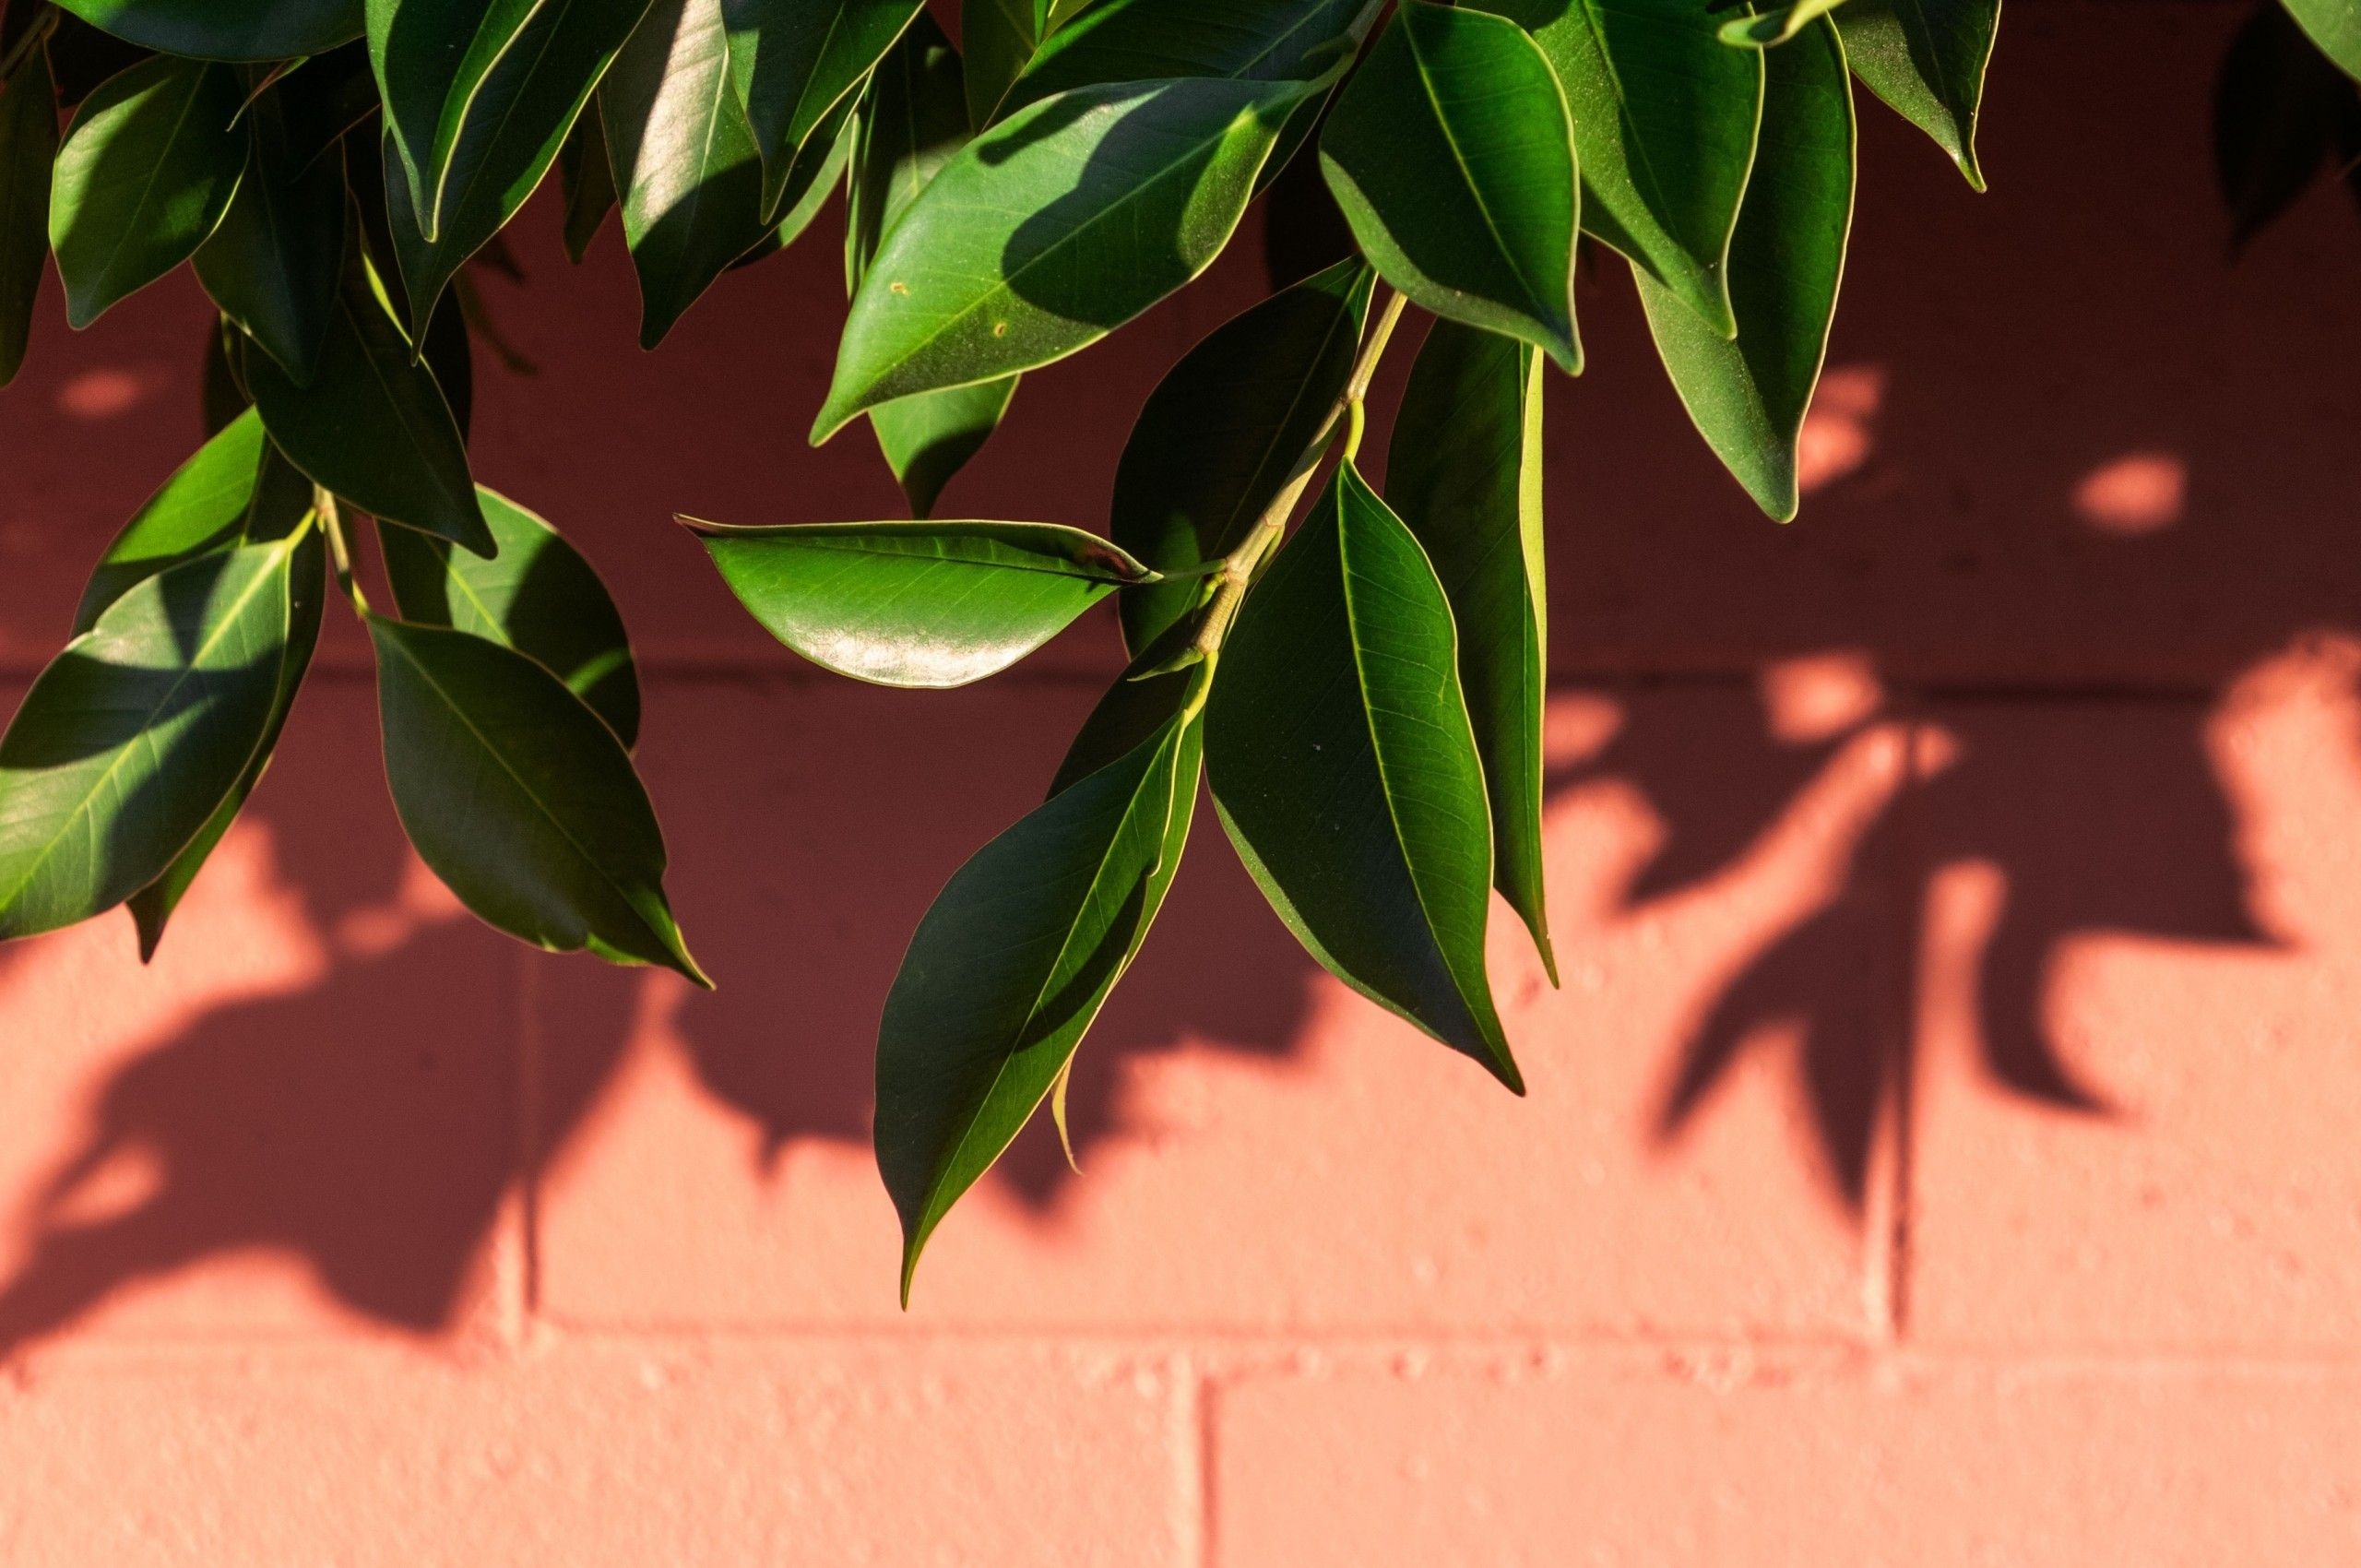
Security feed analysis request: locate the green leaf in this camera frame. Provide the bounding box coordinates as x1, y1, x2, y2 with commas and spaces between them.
879, 708, 1199, 1301
2286, 0, 2361, 82
49, 53, 246, 328
558, 102, 618, 260
1475, 0, 1762, 336
1387, 318, 1553, 981
1047, 657, 1191, 798
720, 0, 921, 213
0, 535, 300, 940
381, 485, 641, 746
1109, 254, 1369, 657
1003, 0, 1378, 118
685, 517, 1155, 686
869, 379, 1019, 518
1317, 0, 1581, 371
1205, 461, 1521, 1089
2215, 2, 2359, 252
963, 0, 1037, 126
75, 406, 276, 633
813, 71, 1316, 440
1718, 0, 1849, 48
378, 0, 646, 333
193, 79, 347, 383
0, 47, 58, 387
242, 251, 493, 554
603, 0, 771, 348
1636, 14, 1852, 521
366, 0, 531, 240
1833, 0, 1998, 188
127, 513, 326, 959
54, 0, 363, 61
368, 613, 706, 983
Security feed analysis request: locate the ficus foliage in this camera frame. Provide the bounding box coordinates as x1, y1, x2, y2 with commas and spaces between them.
0, 0, 2341, 1299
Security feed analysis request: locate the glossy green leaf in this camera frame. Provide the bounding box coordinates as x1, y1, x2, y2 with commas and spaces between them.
1387, 318, 1553, 980
1003, 0, 1378, 118
963, 0, 1036, 125
1636, 15, 1852, 521
49, 54, 246, 327
1110, 254, 1368, 656
1718, 0, 1848, 48
558, 104, 618, 260
0, 47, 58, 386
603, 0, 771, 348
879, 709, 1199, 1300
1205, 462, 1520, 1088
367, 0, 530, 239
75, 406, 277, 633
379, 0, 645, 332
1834, 0, 1998, 188
193, 81, 347, 382
242, 254, 493, 554
54, 0, 363, 61
1048, 658, 1191, 798
813, 71, 1316, 440
685, 517, 1155, 686
382, 485, 641, 746
369, 613, 706, 982
1317, 0, 1581, 371
127, 516, 325, 959
2286, 0, 2361, 82
1475, 0, 1761, 335
846, 16, 1015, 513
0, 535, 299, 939
721, 0, 920, 212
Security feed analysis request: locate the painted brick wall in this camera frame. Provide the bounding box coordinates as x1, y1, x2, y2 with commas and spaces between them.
2, 4, 2357, 1562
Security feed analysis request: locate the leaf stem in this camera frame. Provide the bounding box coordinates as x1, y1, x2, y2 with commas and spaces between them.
316, 489, 371, 615
0, 6, 58, 85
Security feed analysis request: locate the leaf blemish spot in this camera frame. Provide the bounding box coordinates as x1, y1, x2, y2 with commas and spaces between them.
889, 280, 909, 294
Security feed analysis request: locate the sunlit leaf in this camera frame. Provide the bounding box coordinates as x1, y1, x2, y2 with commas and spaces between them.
1834, 0, 1999, 189
721, 0, 920, 214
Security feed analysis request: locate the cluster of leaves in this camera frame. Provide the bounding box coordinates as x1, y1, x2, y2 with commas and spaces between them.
0, 0, 2338, 1299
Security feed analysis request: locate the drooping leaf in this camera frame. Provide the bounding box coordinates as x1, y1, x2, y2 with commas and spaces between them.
0, 536, 298, 939
1833, 0, 1998, 189
2287, 0, 2361, 82
1205, 461, 1520, 1088
2214, 1, 2360, 252
368, 613, 706, 982
1636, 15, 1852, 521
1002, 0, 1377, 118
193, 77, 347, 382
963, 0, 1036, 126
813, 71, 1318, 440
1387, 318, 1553, 980
49, 53, 246, 327
53, 0, 363, 61
0, 45, 58, 386
75, 405, 276, 632
241, 251, 493, 554
684, 517, 1155, 686
1476, 0, 1761, 336
367, 0, 531, 238
602, 0, 771, 348
277, 41, 383, 167
1317, 0, 1581, 370
879, 709, 1199, 1300
127, 512, 326, 959
381, 485, 641, 745
869, 380, 1019, 518
720, 0, 920, 214
558, 102, 617, 260
1109, 254, 1368, 656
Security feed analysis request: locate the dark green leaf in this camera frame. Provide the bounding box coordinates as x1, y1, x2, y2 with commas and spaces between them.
1317, 0, 1580, 370
54, 0, 362, 61
380, 0, 647, 333
813, 71, 1317, 439
1387, 318, 1553, 980
382, 485, 641, 746
558, 101, 617, 260
686, 517, 1154, 686
1834, 0, 1997, 189
277, 40, 382, 167
603, 0, 770, 348
49, 53, 245, 327
242, 252, 492, 554
1476, 0, 1760, 336
1003, 0, 1377, 118
193, 80, 347, 382
1205, 461, 1520, 1089
964, 0, 1035, 126
1109, 254, 1368, 656
201, 313, 252, 434
128, 517, 326, 959
2288, 0, 2361, 82
0, 45, 57, 386
764, 85, 852, 232
1636, 14, 1852, 520
0, 535, 300, 939
368, 613, 706, 982
2213, 0, 2356, 251
1048, 657, 1190, 797
75, 406, 274, 632
720, 0, 920, 212
869, 379, 1018, 518
879, 709, 1199, 1300
366, 0, 533, 239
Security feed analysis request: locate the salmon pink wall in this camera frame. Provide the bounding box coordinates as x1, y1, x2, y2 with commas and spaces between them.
2, 3, 2359, 1562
